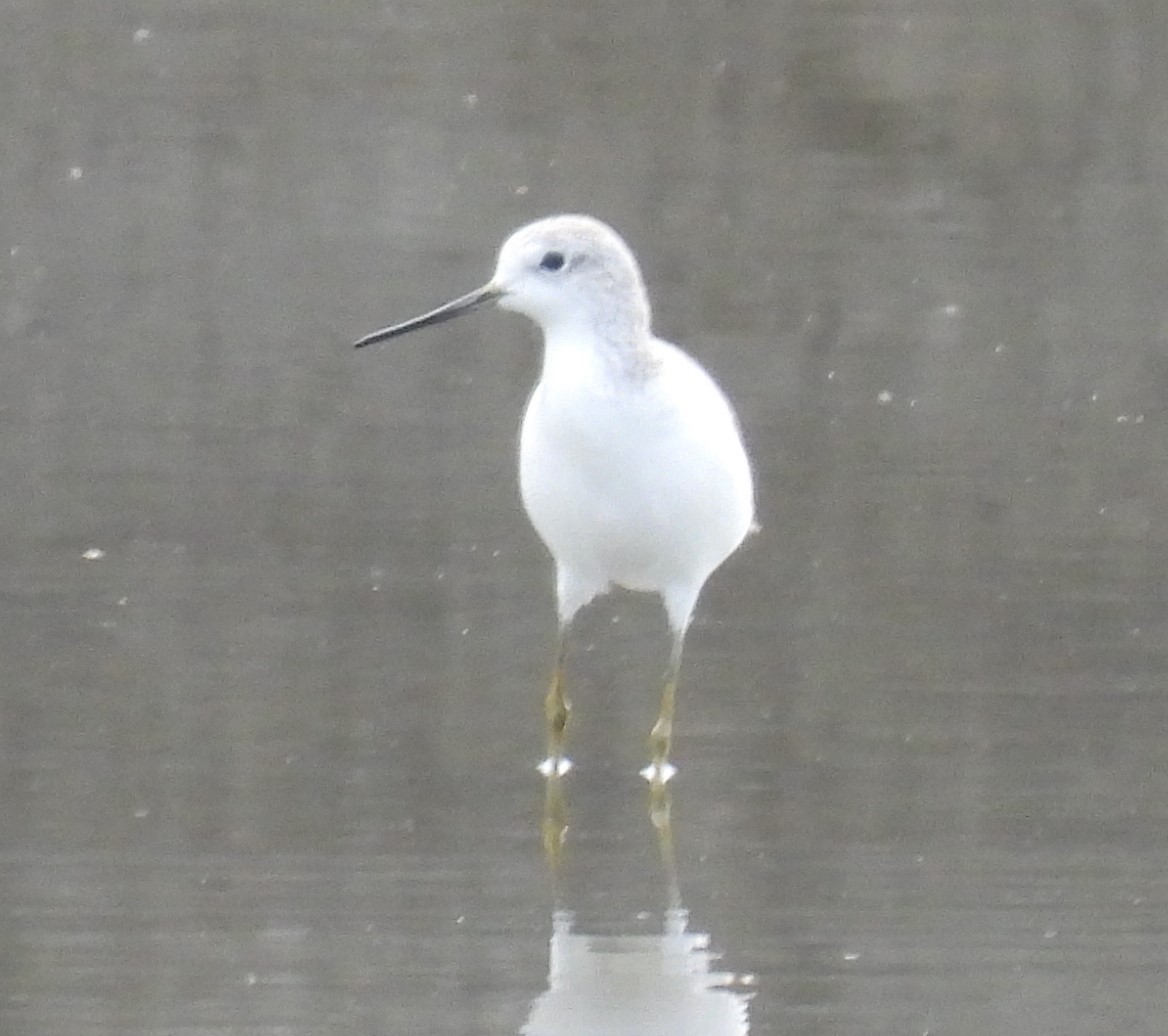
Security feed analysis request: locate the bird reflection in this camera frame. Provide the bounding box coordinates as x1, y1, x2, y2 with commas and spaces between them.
524, 776, 751, 1035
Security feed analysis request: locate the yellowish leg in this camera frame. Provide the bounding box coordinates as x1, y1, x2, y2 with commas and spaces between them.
544, 628, 571, 765
647, 634, 684, 780
648, 674, 677, 773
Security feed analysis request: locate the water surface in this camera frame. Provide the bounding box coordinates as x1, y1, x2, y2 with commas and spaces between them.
2, 2, 1168, 1033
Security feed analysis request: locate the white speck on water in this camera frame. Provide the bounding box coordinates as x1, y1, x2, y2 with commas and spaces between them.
462, 93, 477, 109
10, 246, 18, 257
826, 370, 835, 380
537, 756, 572, 777
1043, 929, 1058, 939
133, 27, 151, 43
116, 597, 127, 606
68, 167, 83, 181
244, 972, 257, 987
638, 760, 677, 784
82, 548, 105, 560
454, 915, 465, 925
877, 390, 893, 404
843, 952, 860, 962
942, 303, 960, 316
1090, 391, 1099, 402
133, 808, 149, 819
515, 185, 529, 195
994, 342, 1005, 353
461, 628, 469, 636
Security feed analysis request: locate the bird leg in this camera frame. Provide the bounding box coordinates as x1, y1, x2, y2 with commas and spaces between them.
647, 633, 685, 782
648, 677, 676, 770
543, 627, 571, 769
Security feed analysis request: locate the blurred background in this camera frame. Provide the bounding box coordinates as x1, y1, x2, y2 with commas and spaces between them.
2, 1, 1168, 1033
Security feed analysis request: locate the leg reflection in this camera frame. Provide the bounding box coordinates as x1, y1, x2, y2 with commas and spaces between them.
541, 772, 569, 878
649, 779, 681, 911
528, 774, 750, 1035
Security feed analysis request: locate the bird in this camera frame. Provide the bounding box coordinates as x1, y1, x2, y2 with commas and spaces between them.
355, 215, 755, 783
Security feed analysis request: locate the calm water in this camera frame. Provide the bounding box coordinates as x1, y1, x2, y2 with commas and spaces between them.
3, 2, 1168, 1033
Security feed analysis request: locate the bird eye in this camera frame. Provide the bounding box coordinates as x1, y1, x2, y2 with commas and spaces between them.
539, 251, 565, 272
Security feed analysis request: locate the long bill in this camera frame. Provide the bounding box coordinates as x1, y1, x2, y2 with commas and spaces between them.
354, 283, 504, 348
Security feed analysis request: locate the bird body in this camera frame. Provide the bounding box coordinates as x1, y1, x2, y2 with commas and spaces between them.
520, 331, 754, 630
356, 215, 754, 781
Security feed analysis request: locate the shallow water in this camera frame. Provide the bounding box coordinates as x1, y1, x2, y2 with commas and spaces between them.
3, 2, 1168, 1033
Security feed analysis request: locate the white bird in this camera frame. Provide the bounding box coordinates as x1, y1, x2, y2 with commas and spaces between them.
356, 215, 755, 783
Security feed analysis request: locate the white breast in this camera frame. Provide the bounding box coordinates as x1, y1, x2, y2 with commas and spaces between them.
518, 332, 754, 600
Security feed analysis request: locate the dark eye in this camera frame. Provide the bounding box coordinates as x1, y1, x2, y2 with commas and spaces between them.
539, 251, 565, 272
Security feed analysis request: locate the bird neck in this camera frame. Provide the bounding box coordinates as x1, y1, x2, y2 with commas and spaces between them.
539, 319, 659, 388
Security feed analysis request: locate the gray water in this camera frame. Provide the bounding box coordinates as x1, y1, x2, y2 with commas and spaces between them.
3, 2, 1168, 1033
